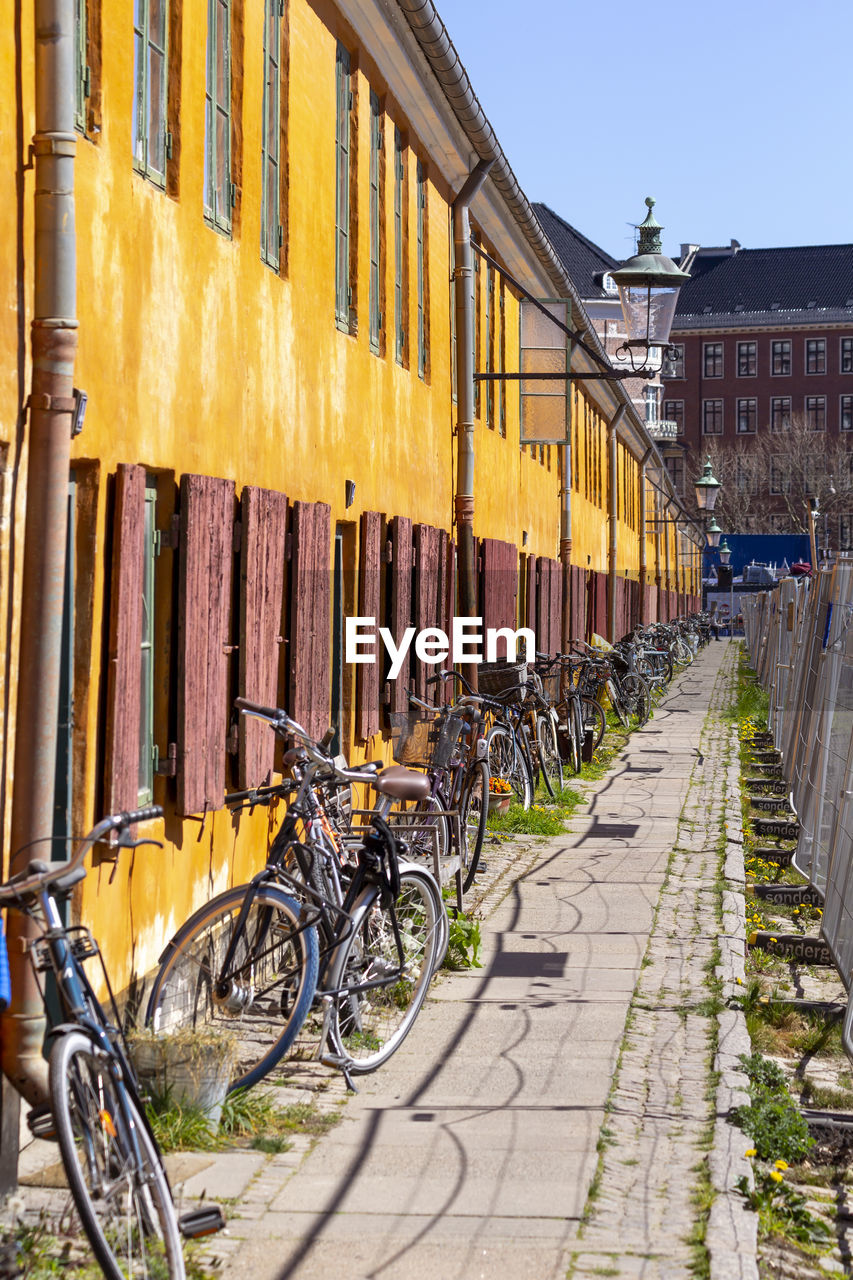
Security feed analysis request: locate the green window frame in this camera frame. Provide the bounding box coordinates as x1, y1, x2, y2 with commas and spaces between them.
335, 43, 352, 328
416, 160, 426, 379
394, 127, 404, 363
75, 0, 89, 132
498, 280, 506, 437
368, 91, 382, 353
138, 480, 158, 805
261, 0, 283, 268
133, 0, 169, 187
204, 0, 232, 234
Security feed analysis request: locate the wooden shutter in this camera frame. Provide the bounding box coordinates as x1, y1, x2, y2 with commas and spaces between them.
525, 555, 537, 634
387, 516, 412, 714
414, 523, 441, 701
289, 500, 331, 740
104, 464, 146, 815
177, 474, 235, 815
482, 538, 519, 659
437, 534, 455, 702
239, 486, 288, 787
536, 558, 561, 656
570, 565, 585, 645
357, 510, 382, 741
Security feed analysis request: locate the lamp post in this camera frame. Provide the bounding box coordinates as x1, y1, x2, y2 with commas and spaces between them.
609, 199, 691, 374
718, 538, 735, 635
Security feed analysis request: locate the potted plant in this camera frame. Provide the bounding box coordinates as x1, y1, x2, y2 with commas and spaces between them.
129, 1028, 238, 1128
488, 777, 512, 815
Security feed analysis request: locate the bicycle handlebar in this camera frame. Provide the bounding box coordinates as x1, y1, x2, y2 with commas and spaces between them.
0, 806, 164, 905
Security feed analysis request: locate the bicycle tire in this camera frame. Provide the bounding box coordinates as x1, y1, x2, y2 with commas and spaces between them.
146, 885, 319, 1093
396, 791, 451, 863
458, 758, 489, 892
581, 697, 606, 752
606, 679, 630, 729
50, 1030, 185, 1280
398, 861, 448, 974
486, 724, 533, 809
536, 713, 564, 797
328, 879, 439, 1073
620, 673, 651, 729
556, 696, 582, 774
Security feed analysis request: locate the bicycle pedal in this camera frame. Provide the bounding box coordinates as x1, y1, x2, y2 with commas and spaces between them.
26, 1103, 56, 1141
179, 1206, 226, 1239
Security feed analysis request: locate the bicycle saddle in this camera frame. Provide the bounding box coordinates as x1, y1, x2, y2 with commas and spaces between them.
371, 766, 431, 801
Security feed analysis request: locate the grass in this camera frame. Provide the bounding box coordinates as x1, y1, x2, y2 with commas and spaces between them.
146, 1086, 342, 1153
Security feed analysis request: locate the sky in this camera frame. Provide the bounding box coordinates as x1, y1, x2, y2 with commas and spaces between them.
433, 0, 852, 261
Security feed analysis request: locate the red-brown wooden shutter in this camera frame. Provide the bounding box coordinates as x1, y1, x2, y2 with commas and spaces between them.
357, 511, 382, 741
525, 555, 537, 634
387, 517, 413, 714
482, 538, 519, 658
177, 475, 235, 815
289, 501, 331, 741
104, 464, 146, 815
239, 486, 288, 787
437, 534, 455, 702
414, 523, 441, 701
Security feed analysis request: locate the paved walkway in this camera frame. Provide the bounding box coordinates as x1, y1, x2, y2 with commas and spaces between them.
213, 642, 739, 1280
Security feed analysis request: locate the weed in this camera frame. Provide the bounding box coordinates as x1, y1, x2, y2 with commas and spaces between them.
442, 912, 483, 970
731, 1053, 813, 1163
735, 1165, 832, 1246
487, 801, 571, 837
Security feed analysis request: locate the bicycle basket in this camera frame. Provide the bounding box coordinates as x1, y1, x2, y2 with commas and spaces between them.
388, 712, 464, 768
537, 672, 561, 703
477, 660, 527, 700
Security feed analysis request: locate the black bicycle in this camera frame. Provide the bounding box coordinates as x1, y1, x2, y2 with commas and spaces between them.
0, 808, 223, 1280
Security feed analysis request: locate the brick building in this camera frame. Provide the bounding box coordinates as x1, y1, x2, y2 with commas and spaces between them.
662, 242, 853, 547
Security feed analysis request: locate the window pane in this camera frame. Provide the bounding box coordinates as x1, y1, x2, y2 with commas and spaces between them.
216, 2, 229, 107
216, 108, 230, 216
148, 45, 165, 174
133, 30, 145, 164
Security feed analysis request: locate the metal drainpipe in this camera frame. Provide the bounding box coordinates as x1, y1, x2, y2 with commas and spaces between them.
453, 159, 493, 623
2, 0, 78, 1108
606, 406, 626, 642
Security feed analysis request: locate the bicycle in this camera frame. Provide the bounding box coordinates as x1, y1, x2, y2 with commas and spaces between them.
147, 701, 443, 1090
0, 808, 223, 1280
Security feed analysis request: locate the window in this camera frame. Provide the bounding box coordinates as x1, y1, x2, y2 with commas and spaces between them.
416, 160, 427, 379
662, 400, 684, 434
806, 395, 826, 431
736, 457, 757, 494
770, 396, 791, 431
368, 92, 382, 352
484, 263, 494, 423
75, 0, 89, 132
393, 128, 405, 364
133, 0, 169, 185
139, 479, 158, 804
702, 399, 723, 434
261, 0, 283, 269
703, 342, 723, 378
840, 514, 853, 550
664, 455, 684, 494
737, 341, 756, 377
842, 395, 853, 432
806, 338, 826, 374
842, 337, 853, 374
644, 385, 660, 425
736, 398, 757, 434
771, 340, 791, 375
334, 43, 352, 327
204, 0, 232, 233
663, 343, 684, 379
770, 455, 790, 494
498, 281, 506, 437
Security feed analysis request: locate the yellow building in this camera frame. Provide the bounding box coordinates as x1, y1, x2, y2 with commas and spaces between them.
0, 0, 700, 1054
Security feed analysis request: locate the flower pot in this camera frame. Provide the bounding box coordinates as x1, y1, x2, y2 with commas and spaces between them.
131, 1034, 237, 1128
488, 794, 511, 815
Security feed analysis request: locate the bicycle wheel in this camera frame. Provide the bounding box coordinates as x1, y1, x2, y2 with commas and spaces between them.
396, 789, 451, 863
328, 879, 439, 1073
50, 1030, 185, 1280
146, 885, 319, 1092
556, 697, 582, 775
486, 724, 533, 810
399, 861, 448, 973
607, 679, 630, 729
581, 697, 606, 752
458, 758, 489, 892
536, 713, 564, 797
619, 673, 651, 729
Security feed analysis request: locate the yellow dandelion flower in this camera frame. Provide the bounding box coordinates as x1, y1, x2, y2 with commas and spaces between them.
769, 1170, 784, 1183
770, 937, 777, 944
744, 1148, 756, 1158
774, 1160, 788, 1171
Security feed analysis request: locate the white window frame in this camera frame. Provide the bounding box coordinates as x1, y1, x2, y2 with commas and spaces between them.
771, 339, 792, 376
736, 398, 757, 434
841, 337, 853, 375
840, 394, 853, 432
805, 337, 826, 375
805, 394, 826, 431
702, 399, 723, 435
702, 341, 723, 379
736, 340, 757, 377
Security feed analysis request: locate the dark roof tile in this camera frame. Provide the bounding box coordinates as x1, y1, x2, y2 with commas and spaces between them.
533, 203, 620, 299
675, 244, 853, 324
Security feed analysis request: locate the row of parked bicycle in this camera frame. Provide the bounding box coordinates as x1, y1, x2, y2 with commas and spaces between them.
0, 614, 709, 1279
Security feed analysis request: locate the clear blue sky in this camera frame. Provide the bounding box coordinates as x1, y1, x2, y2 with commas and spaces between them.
434, 0, 852, 261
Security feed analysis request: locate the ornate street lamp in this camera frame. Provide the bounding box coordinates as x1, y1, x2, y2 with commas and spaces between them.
706, 517, 722, 549
694, 458, 721, 513
718, 539, 732, 566
609, 198, 691, 372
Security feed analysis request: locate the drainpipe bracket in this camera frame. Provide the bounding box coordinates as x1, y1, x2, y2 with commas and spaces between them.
32, 133, 77, 156
27, 394, 76, 413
